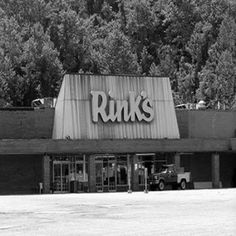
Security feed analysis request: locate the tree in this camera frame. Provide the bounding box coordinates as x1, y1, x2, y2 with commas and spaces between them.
198, 15, 236, 108
0, 12, 25, 106
91, 21, 140, 74
1, 0, 236, 107
175, 21, 214, 103
125, 0, 164, 61
20, 23, 63, 105
0, 15, 63, 106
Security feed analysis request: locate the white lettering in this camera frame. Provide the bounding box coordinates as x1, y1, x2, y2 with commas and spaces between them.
116, 100, 129, 122
91, 91, 154, 123
129, 92, 142, 122
91, 91, 109, 122
142, 98, 154, 122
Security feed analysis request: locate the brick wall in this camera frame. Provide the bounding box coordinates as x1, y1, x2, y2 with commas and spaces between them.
176, 110, 189, 138
0, 108, 54, 139
0, 155, 43, 194
181, 153, 212, 182
220, 153, 236, 188
176, 110, 236, 138
0, 108, 236, 140
181, 152, 236, 187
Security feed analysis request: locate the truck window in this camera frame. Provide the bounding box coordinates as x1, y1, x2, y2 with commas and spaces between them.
160, 167, 168, 173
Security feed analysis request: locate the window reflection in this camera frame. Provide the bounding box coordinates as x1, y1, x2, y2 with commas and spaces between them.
137, 155, 167, 185
117, 156, 127, 185
52, 155, 88, 193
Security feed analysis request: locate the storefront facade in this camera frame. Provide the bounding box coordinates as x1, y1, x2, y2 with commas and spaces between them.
50, 74, 179, 193
50, 153, 171, 193
0, 74, 236, 194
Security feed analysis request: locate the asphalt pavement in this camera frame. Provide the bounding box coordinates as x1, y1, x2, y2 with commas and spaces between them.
0, 189, 235, 236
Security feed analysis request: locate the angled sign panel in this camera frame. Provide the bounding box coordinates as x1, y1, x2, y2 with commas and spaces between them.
53, 74, 179, 139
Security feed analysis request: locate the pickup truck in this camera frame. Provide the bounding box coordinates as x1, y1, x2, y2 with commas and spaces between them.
149, 164, 191, 191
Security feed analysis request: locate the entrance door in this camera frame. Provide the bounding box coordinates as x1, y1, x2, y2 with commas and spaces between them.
108, 159, 116, 191
53, 161, 70, 193
95, 156, 117, 192
76, 162, 83, 192
95, 161, 103, 192
74, 160, 88, 192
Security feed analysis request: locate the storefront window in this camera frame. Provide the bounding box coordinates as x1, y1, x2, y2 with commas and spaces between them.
137, 154, 167, 185
75, 155, 88, 192
117, 156, 127, 185
138, 162, 145, 185
52, 155, 88, 193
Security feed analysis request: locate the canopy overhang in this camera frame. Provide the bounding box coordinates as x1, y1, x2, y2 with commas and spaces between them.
0, 138, 233, 155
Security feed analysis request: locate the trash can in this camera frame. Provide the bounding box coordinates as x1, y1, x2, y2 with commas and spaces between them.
39, 182, 43, 194
70, 181, 75, 193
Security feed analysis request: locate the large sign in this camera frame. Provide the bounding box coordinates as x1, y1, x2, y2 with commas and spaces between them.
53, 74, 180, 139
91, 91, 154, 123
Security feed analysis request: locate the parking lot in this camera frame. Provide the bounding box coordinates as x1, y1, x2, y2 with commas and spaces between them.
0, 189, 235, 236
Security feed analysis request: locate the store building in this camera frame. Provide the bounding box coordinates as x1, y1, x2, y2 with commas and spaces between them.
0, 74, 236, 194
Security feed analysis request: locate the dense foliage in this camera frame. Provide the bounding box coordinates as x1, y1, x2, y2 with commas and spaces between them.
0, 0, 236, 108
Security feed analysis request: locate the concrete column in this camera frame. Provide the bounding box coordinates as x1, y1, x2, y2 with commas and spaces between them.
42, 155, 50, 194
211, 153, 220, 188
131, 154, 139, 191
127, 155, 132, 193
88, 155, 96, 192
173, 153, 181, 169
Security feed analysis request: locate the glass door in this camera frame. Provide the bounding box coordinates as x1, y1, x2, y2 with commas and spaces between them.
95, 161, 103, 192
76, 162, 83, 192
75, 158, 88, 192
95, 156, 117, 192
53, 161, 70, 193
108, 158, 116, 191
53, 163, 61, 192
61, 162, 69, 192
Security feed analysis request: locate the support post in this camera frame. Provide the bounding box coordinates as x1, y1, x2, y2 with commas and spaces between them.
173, 153, 181, 169
211, 153, 220, 188
144, 168, 148, 193
88, 155, 96, 192
127, 155, 132, 193
132, 154, 139, 191
42, 154, 50, 194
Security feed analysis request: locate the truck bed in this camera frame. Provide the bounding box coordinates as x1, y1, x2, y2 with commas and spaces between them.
177, 172, 191, 183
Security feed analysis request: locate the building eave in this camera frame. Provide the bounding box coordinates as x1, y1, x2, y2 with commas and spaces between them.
0, 138, 233, 155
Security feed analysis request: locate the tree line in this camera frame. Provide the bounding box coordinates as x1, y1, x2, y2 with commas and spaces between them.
0, 0, 236, 108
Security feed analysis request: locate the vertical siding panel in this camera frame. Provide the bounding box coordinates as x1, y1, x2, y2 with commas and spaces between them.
147, 78, 154, 139
129, 76, 135, 139
154, 78, 160, 138
165, 78, 172, 138
160, 78, 167, 138
70, 77, 75, 139
53, 74, 180, 140
137, 77, 141, 139
140, 77, 145, 139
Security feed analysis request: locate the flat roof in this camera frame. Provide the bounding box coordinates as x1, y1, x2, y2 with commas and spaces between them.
64, 73, 169, 79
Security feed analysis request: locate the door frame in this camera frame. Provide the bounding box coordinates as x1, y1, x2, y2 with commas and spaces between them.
95, 155, 117, 192
53, 160, 70, 193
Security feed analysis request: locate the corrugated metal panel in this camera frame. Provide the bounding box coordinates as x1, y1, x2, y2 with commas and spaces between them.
52, 74, 180, 139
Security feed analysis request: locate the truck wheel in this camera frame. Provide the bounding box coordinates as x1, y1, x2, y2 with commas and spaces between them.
158, 181, 165, 191
180, 179, 186, 190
